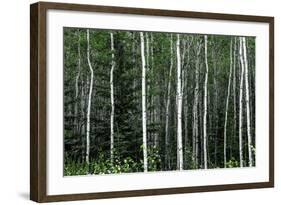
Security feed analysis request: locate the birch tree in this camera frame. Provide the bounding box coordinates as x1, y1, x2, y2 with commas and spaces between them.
203, 35, 209, 169
140, 32, 148, 172
238, 37, 245, 167
242, 37, 253, 167
110, 32, 115, 163
224, 39, 233, 167
176, 34, 183, 170
86, 29, 94, 166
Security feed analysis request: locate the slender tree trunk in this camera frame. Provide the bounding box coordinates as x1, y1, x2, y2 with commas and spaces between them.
140, 32, 148, 172
224, 39, 233, 167
86, 29, 94, 167
203, 35, 209, 169
165, 34, 173, 170
242, 37, 253, 167
238, 37, 245, 167
110, 32, 115, 164
176, 34, 183, 170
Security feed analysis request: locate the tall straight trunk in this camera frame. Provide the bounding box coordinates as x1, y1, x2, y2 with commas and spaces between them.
224, 39, 233, 167
176, 34, 183, 170
140, 32, 148, 172
238, 37, 245, 167
86, 29, 94, 166
165, 34, 173, 170
242, 37, 253, 167
203, 35, 209, 169
74, 30, 81, 134
193, 40, 201, 168
110, 32, 115, 163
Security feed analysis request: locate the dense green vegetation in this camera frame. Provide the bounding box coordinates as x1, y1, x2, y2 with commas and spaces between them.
64, 28, 255, 176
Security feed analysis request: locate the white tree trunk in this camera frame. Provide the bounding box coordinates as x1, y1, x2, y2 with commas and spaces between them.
224, 39, 233, 167
176, 34, 183, 171
242, 37, 253, 167
238, 37, 245, 167
86, 29, 94, 167
140, 32, 148, 172
203, 35, 209, 169
110, 32, 115, 164
165, 34, 173, 169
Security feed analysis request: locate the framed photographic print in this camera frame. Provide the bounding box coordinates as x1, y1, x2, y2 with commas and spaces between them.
30, 1, 274, 202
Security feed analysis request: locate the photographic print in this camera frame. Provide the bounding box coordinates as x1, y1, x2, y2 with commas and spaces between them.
63, 28, 256, 176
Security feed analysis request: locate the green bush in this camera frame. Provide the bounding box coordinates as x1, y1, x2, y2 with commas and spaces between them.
147, 146, 162, 171
64, 145, 163, 176
64, 158, 88, 176
226, 158, 239, 168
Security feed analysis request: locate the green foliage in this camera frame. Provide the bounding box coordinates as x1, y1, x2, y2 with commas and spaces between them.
64, 156, 141, 176
225, 158, 239, 168
64, 158, 89, 176
147, 146, 162, 171
64, 146, 164, 176
90, 155, 141, 174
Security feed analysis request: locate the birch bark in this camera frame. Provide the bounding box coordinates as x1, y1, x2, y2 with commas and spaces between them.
238, 37, 245, 167
140, 32, 148, 172
86, 29, 94, 167
110, 32, 115, 163
176, 34, 183, 170
242, 37, 253, 167
203, 35, 209, 169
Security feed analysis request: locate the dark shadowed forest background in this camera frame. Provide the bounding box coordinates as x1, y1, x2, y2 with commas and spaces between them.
63, 27, 255, 176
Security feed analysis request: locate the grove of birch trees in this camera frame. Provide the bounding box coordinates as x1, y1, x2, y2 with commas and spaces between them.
63, 28, 256, 176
